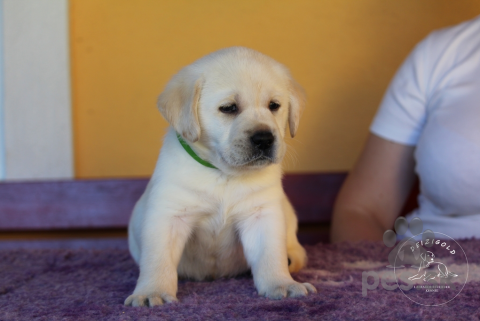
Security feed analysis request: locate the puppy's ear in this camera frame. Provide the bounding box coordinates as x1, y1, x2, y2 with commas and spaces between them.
157, 68, 204, 143
420, 253, 426, 261
288, 79, 306, 138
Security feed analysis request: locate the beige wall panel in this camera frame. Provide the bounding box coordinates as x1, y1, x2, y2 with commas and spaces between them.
70, 0, 480, 178
4, 0, 73, 181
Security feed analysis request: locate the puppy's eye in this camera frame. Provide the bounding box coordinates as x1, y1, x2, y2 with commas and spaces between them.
269, 101, 281, 111
219, 104, 238, 114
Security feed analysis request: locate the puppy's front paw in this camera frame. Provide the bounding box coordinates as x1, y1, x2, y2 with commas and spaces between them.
124, 292, 178, 307
260, 281, 317, 300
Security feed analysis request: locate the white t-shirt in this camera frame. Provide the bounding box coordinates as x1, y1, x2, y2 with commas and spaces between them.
370, 15, 480, 239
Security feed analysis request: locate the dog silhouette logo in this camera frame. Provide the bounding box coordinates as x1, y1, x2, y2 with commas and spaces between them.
408, 251, 458, 282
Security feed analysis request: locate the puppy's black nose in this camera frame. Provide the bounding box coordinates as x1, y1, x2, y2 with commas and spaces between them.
250, 131, 274, 151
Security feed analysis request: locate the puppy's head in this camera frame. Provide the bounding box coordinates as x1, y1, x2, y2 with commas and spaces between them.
157, 47, 305, 173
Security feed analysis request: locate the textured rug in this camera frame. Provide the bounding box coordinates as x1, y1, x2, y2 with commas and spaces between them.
1, 240, 480, 321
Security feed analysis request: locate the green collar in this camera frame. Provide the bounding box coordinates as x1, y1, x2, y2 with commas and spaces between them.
177, 134, 217, 169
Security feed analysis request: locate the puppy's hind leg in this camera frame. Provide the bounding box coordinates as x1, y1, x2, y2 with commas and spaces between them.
283, 197, 307, 273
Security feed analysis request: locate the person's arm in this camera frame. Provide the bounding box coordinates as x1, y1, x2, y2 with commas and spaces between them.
330, 133, 416, 243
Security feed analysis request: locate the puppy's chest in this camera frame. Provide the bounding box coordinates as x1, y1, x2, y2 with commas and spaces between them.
193, 197, 240, 241
187, 178, 261, 221
194, 211, 236, 246
175, 172, 280, 278
184, 191, 253, 257
179, 175, 273, 251
180, 202, 247, 279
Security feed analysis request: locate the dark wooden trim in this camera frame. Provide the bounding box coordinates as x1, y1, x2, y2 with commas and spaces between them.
0, 179, 148, 230
0, 173, 347, 231
0, 238, 129, 250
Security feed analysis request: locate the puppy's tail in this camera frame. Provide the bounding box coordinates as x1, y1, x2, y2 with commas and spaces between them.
447, 272, 458, 278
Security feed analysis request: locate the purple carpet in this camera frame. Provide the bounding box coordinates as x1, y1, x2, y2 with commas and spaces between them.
1, 240, 480, 320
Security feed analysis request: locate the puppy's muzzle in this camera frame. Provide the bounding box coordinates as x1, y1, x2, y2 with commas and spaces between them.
250, 131, 275, 158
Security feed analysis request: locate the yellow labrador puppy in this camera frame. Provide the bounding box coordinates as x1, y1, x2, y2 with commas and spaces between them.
125, 47, 316, 307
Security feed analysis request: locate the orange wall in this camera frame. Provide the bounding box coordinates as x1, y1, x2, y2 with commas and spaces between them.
70, 0, 480, 178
